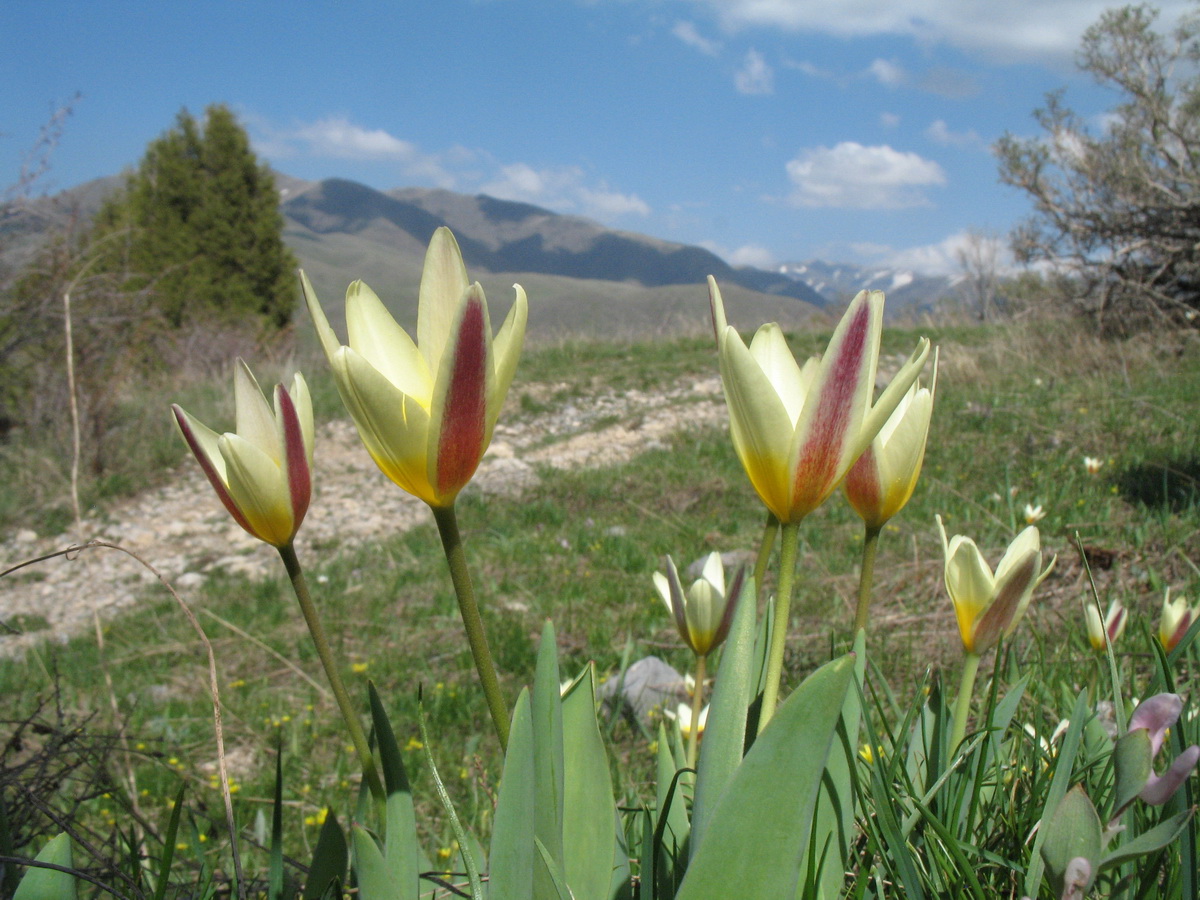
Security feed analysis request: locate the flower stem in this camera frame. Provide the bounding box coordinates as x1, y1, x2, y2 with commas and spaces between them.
758, 521, 800, 734
687, 653, 707, 770
853, 524, 882, 635
432, 504, 510, 751
277, 542, 385, 804
950, 651, 982, 752
753, 511, 779, 604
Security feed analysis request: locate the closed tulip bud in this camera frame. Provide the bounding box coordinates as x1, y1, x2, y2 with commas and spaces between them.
653, 553, 745, 658
173, 360, 314, 548
709, 278, 930, 525
301, 227, 527, 508
1084, 598, 1127, 653
845, 350, 938, 528
1159, 589, 1197, 653
937, 516, 1055, 656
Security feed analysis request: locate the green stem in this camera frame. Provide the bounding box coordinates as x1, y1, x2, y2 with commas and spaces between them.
432, 504, 510, 751
853, 524, 883, 635
753, 511, 779, 604
950, 651, 982, 752
687, 653, 707, 770
278, 543, 385, 804
758, 521, 800, 734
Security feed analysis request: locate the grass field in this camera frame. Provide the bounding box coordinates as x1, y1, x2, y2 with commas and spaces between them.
1, 316, 1198, 895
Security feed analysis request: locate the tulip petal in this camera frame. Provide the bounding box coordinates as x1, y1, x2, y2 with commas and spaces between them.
664, 556, 696, 654
973, 550, 1038, 653
234, 359, 280, 462
718, 326, 797, 522
994, 526, 1041, 582
652, 571, 674, 617
748, 324, 807, 425
275, 383, 312, 534
489, 284, 529, 433
335, 347, 434, 503
300, 270, 345, 365
708, 276, 728, 343
788, 291, 879, 520
345, 280, 432, 404
1140, 744, 1200, 805
855, 336, 932, 465
427, 284, 493, 505
220, 433, 293, 546
173, 405, 254, 536
844, 444, 884, 526
418, 226, 471, 376
944, 536, 997, 651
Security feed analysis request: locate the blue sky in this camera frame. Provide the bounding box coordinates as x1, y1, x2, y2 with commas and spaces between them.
4, 0, 1193, 275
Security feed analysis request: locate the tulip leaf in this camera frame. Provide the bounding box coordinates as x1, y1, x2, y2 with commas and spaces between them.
351, 824, 402, 900
690, 574, 759, 857
366, 684, 421, 899
488, 689, 535, 899
534, 838, 574, 900
1112, 727, 1153, 819
1040, 785, 1102, 898
798, 630, 867, 900
561, 664, 619, 900
674, 654, 855, 900
653, 723, 692, 897
302, 812, 347, 900
1099, 807, 1194, 868
14, 833, 76, 900
532, 621, 565, 900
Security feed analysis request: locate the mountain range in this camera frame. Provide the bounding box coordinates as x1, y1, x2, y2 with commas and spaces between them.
3, 173, 957, 338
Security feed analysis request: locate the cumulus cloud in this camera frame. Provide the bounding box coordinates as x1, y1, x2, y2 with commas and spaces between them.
735, 49, 775, 94
672, 20, 722, 55
785, 142, 946, 209
881, 230, 1015, 277
925, 119, 985, 148
480, 163, 651, 220
728, 244, 777, 268
684, 0, 1195, 62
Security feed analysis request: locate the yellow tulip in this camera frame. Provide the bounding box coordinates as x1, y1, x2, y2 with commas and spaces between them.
300, 227, 527, 508
653, 553, 745, 657
937, 516, 1055, 655
172, 360, 314, 548
844, 349, 938, 528
1084, 598, 1128, 652
709, 278, 930, 524
1159, 589, 1198, 652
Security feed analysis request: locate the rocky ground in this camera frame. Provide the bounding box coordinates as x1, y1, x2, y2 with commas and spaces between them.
0, 376, 728, 658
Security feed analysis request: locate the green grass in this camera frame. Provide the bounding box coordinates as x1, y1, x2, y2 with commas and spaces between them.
1, 318, 1198, 893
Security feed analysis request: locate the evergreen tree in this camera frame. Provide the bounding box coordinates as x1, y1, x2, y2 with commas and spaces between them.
94, 104, 296, 328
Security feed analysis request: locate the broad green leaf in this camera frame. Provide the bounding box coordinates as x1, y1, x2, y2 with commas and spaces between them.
1040, 785, 1101, 898
352, 825, 402, 900
369, 684, 420, 897
532, 620, 565, 900
1099, 807, 1194, 867
534, 837, 574, 900
798, 631, 866, 899
691, 574, 758, 857
489, 689, 535, 900
674, 654, 855, 900
303, 812, 348, 900
561, 664, 619, 900
14, 833, 75, 900
1112, 727, 1153, 818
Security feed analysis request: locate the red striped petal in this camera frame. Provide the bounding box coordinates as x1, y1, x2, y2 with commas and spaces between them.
435, 294, 488, 499
172, 405, 256, 537
276, 385, 311, 534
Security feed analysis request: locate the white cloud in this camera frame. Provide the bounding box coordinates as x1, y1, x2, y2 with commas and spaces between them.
785, 142, 946, 209
734, 49, 775, 94
880, 112, 901, 129
867, 58, 905, 87
925, 119, 984, 148
480, 163, 651, 221
729, 244, 777, 268
880, 230, 1014, 277
685, 0, 1195, 62
672, 20, 722, 55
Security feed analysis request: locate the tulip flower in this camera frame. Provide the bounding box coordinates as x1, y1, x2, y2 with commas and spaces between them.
1084, 456, 1103, 475
1159, 589, 1197, 653
300, 226, 527, 509
709, 278, 930, 526
1125, 693, 1200, 806
844, 350, 938, 530
172, 360, 313, 549
653, 553, 744, 658
1023, 503, 1046, 524
938, 517, 1055, 658
665, 702, 709, 739
1084, 598, 1127, 653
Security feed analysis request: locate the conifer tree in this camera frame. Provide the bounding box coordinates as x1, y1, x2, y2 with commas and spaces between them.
94, 104, 296, 328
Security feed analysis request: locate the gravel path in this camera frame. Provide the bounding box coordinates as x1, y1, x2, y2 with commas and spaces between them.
0, 376, 726, 657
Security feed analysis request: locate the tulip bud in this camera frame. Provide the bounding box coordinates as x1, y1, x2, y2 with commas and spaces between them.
1084, 599, 1127, 653
653, 553, 746, 658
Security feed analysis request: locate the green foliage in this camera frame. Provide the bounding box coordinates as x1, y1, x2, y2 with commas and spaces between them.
92, 104, 296, 329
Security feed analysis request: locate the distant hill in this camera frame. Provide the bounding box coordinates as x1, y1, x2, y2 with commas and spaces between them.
4, 172, 952, 339
778, 259, 957, 318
